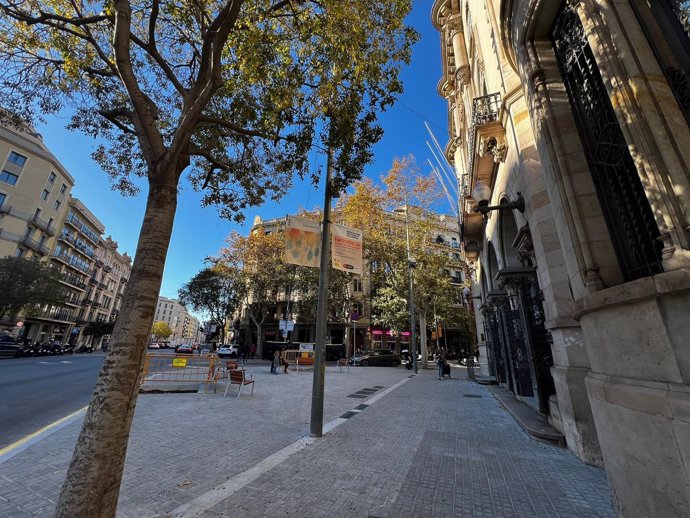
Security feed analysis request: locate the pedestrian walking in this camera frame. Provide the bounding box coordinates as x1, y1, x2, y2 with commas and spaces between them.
250, 343, 256, 359
435, 348, 446, 380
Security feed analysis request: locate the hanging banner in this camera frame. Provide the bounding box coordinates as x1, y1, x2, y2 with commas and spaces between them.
284, 215, 321, 268
331, 223, 363, 275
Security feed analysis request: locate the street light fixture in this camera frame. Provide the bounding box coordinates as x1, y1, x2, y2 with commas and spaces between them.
471, 181, 525, 215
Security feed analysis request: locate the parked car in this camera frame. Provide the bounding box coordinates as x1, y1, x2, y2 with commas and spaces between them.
148, 342, 161, 349
350, 349, 401, 367
175, 344, 194, 354
217, 344, 239, 359
0, 335, 23, 358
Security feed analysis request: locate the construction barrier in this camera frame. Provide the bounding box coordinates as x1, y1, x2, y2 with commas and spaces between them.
142, 353, 222, 393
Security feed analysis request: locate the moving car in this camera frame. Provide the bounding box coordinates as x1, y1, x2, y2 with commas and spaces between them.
349, 349, 400, 367
217, 344, 239, 359
175, 344, 194, 354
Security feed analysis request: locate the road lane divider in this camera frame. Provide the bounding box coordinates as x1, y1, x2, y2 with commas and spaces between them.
0, 405, 88, 464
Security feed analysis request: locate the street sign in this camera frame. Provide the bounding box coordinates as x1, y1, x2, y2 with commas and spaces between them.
172, 358, 188, 368
16, 321, 23, 327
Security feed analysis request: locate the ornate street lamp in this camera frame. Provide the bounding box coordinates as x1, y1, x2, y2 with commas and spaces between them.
471, 181, 525, 215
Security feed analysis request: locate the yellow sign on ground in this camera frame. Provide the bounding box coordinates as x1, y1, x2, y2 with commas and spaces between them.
172, 358, 188, 368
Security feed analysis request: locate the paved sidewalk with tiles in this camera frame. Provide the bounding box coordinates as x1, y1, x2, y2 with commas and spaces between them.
0, 362, 614, 517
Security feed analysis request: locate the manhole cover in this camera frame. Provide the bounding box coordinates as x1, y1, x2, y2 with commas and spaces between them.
463, 394, 482, 398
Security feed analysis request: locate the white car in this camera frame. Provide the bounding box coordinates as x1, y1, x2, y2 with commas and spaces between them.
148, 342, 160, 349
217, 344, 239, 359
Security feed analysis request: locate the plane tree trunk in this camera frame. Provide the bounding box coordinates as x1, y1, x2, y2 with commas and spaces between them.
54, 180, 178, 518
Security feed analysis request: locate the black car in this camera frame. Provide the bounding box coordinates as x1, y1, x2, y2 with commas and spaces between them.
0, 335, 23, 358
350, 349, 401, 367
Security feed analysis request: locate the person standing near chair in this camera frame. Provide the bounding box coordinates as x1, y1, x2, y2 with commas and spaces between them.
435, 348, 445, 380
280, 348, 289, 374
272, 348, 280, 374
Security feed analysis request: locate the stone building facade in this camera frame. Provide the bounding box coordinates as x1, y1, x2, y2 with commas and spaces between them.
432, 0, 690, 515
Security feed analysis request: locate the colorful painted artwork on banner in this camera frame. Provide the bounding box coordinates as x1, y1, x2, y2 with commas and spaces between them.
331, 223, 363, 275
284, 215, 321, 268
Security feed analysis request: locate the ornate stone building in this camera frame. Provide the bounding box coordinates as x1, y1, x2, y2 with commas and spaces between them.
433, 0, 690, 515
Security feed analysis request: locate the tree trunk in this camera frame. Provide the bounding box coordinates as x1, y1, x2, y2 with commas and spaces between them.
419, 313, 429, 369
54, 183, 178, 518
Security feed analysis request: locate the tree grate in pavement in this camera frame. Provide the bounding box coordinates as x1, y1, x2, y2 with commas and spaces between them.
373, 385, 385, 389
348, 386, 381, 398
354, 404, 369, 410
463, 394, 483, 398
340, 411, 357, 419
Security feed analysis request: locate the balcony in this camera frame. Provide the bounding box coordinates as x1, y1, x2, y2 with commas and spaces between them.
103, 264, 112, 273
20, 235, 50, 256
89, 277, 98, 286
464, 92, 507, 249
59, 272, 87, 291
120, 276, 128, 283
36, 307, 74, 323
30, 214, 56, 236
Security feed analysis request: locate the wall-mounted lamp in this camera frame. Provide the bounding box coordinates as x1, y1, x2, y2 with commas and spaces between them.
462, 287, 482, 305
471, 181, 525, 215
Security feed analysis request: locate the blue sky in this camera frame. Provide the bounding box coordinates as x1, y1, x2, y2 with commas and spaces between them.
36, 3, 450, 300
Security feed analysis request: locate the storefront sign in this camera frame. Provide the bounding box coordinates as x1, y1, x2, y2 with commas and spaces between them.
299, 343, 314, 352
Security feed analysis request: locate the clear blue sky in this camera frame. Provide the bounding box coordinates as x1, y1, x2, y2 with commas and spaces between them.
36, 4, 450, 300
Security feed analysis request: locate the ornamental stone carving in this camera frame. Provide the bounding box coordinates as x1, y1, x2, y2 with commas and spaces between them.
456, 65, 471, 85
478, 134, 507, 163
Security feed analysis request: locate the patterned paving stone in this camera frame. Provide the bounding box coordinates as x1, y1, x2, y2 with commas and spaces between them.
0, 363, 613, 518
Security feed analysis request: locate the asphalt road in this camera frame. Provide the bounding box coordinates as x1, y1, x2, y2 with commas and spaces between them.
0, 353, 105, 449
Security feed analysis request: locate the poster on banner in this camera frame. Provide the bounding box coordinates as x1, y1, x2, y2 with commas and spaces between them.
331, 223, 363, 275
284, 215, 321, 268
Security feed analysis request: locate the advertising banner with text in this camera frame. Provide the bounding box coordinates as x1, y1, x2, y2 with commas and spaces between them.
284, 215, 321, 268
331, 223, 363, 275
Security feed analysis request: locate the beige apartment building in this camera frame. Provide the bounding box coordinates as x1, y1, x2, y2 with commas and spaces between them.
154, 297, 194, 341
0, 122, 132, 346
0, 124, 74, 261
433, 0, 690, 515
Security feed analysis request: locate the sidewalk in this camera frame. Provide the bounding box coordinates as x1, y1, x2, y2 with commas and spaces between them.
0, 362, 614, 517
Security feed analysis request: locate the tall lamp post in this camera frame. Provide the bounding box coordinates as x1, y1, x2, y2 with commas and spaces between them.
310, 145, 334, 438
405, 204, 418, 374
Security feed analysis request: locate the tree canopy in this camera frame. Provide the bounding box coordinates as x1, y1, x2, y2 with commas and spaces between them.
151, 321, 173, 340
178, 265, 242, 343
0, 257, 66, 321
